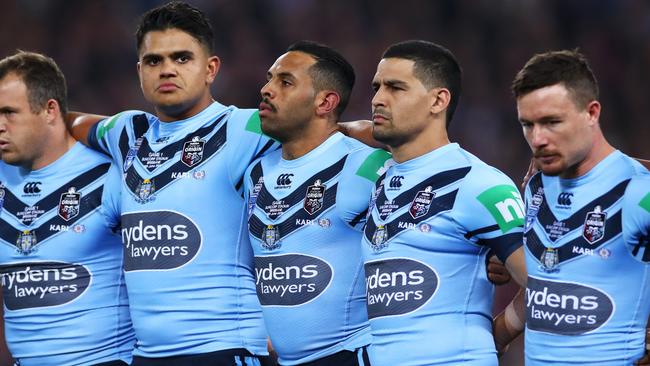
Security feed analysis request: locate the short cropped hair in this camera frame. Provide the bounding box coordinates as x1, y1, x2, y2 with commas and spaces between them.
0, 51, 68, 116
136, 1, 215, 53
382, 40, 462, 126
287, 41, 355, 119
512, 49, 599, 109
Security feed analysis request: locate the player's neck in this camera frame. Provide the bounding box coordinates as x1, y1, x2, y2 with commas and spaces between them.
29, 130, 77, 171
156, 94, 214, 122
281, 122, 338, 161
561, 135, 615, 179
391, 121, 450, 163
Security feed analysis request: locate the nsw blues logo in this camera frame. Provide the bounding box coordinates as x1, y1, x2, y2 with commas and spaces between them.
583, 205, 606, 245
135, 178, 156, 203
262, 225, 281, 250
371, 225, 389, 251
16, 230, 37, 255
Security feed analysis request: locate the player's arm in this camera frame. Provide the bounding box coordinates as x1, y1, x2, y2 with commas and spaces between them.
503, 247, 526, 287
487, 254, 512, 285
337, 120, 386, 149
66, 111, 107, 145
493, 288, 525, 357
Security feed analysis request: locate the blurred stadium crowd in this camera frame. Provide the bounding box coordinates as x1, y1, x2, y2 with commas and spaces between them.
1, 0, 648, 181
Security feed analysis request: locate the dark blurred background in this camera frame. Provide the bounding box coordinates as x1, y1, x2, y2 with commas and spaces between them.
1, 0, 648, 181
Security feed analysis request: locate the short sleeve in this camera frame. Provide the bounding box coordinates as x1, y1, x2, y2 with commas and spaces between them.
461, 170, 525, 262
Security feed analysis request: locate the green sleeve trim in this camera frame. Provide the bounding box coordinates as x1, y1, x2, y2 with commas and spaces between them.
476, 184, 525, 233
639, 192, 650, 213
244, 111, 263, 134
96, 113, 122, 140
355, 150, 392, 182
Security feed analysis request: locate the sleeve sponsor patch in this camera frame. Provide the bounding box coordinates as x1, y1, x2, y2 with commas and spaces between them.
355, 150, 392, 182
476, 184, 525, 233
96, 113, 122, 140
244, 110, 263, 134
639, 192, 650, 214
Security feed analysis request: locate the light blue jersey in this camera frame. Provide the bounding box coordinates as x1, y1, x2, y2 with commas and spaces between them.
88, 101, 277, 358
0, 143, 134, 366
524, 150, 650, 365
362, 143, 524, 366
244, 133, 391, 365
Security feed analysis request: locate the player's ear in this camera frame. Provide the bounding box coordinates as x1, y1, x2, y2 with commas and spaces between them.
206, 56, 220, 84
586, 100, 601, 126
430, 87, 451, 116
315, 91, 340, 117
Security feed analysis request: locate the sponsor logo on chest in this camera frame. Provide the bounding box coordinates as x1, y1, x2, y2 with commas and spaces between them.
0, 262, 92, 310
254, 254, 333, 306
364, 258, 438, 319
121, 210, 202, 271
526, 276, 614, 335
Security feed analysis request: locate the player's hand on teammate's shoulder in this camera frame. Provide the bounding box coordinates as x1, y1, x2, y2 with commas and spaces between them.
521, 159, 537, 191
487, 255, 511, 286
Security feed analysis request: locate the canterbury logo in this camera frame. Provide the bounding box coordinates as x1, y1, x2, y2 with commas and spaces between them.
389, 175, 404, 188
23, 182, 42, 194
276, 173, 294, 186
557, 192, 573, 206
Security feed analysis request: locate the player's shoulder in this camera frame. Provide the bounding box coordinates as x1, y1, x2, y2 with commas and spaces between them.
619, 152, 650, 176
343, 138, 392, 184
223, 105, 262, 131
74, 142, 113, 165
456, 147, 518, 193
96, 109, 152, 138
625, 174, 650, 203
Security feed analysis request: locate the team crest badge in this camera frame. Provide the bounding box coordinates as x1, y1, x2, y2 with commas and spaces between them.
540, 247, 559, 272
371, 225, 389, 251
135, 178, 156, 203
16, 230, 37, 255
409, 186, 435, 219
181, 136, 205, 167
124, 137, 143, 172
262, 224, 281, 250
58, 187, 81, 221
304, 180, 326, 215
583, 205, 606, 245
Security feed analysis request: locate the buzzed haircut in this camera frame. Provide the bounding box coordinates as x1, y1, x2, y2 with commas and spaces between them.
136, 1, 215, 53
382, 40, 462, 126
0, 51, 68, 116
512, 49, 599, 110
287, 40, 355, 119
